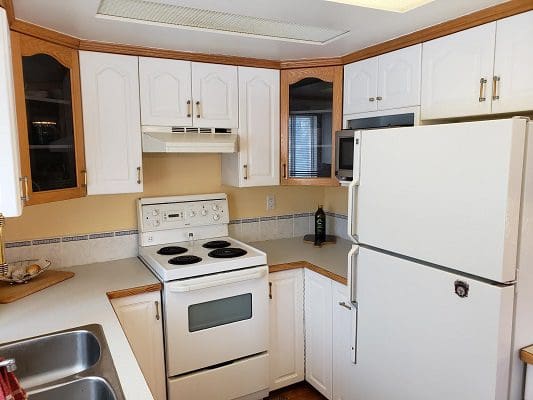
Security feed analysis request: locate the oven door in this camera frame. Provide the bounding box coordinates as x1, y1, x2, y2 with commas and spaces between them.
164, 265, 269, 376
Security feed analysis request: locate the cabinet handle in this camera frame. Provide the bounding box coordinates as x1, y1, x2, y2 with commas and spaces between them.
81, 170, 87, 188
492, 76, 500, 100
479, 78, 487, 102
155, 301, 160, 320
196, 101, 201, 118
137, 167, 142, 184
339, 301, 352, 310
269, 282, 272, 300
243, 164, 248, 180
376, 96, 382, 101
186, 100, 192, 117
369, 97, 375, 102
282, 163, 287, 179
19, 176, 30, 202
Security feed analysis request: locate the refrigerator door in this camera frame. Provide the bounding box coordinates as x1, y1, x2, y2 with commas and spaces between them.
351, 247, 514, 400
356, 118, 526, 283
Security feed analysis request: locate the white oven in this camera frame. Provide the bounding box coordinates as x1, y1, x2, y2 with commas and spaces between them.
163, 265, 269, 377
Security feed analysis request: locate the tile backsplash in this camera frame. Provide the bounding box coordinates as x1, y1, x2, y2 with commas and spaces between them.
5, 212, 348, 268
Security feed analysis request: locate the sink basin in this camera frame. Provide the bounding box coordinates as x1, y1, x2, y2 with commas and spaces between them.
0, 329, 101, 388
29, 377, 116, 400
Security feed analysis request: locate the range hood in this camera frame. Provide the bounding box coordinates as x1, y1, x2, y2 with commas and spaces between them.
142, 126, 239, 153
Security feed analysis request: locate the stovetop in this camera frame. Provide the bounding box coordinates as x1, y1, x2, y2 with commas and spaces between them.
139, 236, 267, 281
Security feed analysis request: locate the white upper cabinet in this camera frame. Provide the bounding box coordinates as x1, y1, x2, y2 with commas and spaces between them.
79, 51, 143, 195
421, 23, 496, 119
344, 57, 378, 114
344, 45, 421, 116
0, 9, 22, 217
139, 57, 192, 127
222, 67, 279, 187
377, 44, 421, 111
492, 11, 533, 114
191, 62, 238, 128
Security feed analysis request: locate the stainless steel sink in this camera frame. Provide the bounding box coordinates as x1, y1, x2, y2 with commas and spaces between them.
28, 377, 117, 400
0, 324, 124, 400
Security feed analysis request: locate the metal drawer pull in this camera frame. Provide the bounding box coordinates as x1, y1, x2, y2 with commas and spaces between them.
20, 176, 30, 202
186, 100, 192, 117
282, 163, 287, 179
81, 170, 87, 188
376, 96, 382, 101
155, 301, 160, 320
339, 301, 352, 310
137, 167, 142, 184
479, 78, 487, 102
492, 76, 500, 100
369, 97, 375, 102
269, 282, 272, 299
243, 164, 248, 180
196, 101, 201, 118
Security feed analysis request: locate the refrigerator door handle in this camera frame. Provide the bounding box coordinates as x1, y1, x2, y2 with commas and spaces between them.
348, 245, 359, 304
347, 131, 362, 242
351, 302, 358, 364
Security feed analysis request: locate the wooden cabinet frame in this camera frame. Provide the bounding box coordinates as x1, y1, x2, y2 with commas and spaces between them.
11, 32, 86, 205
280, 66, 342, 186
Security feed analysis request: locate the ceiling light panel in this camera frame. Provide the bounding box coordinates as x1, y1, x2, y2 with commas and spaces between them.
97, 0, 349, 44
324, 0, 435, 13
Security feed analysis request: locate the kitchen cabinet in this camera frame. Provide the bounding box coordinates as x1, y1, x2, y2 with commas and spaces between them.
10, 32, 86, 205
79, 51, 143, 195
332, 281, 356, 400
0, 8, 22, 217
344, 45, 421, 115
280, 66, 342, 187
222, 67, 279, 187
304, 268, 333, 399
492, 11, 533, 114
139, 58, 238, 129
111, 291, 166, 400
269, 269, 304, 390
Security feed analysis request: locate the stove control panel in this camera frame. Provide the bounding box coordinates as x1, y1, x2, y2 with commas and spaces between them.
141, 199, 229, 231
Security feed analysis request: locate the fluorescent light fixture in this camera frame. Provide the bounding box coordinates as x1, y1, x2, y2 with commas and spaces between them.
324, 0, 435, 13
97, 0, 349, 45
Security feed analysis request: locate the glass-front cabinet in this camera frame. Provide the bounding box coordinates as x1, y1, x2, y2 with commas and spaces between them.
11, 33, 86, 205
280, 66, 342, 186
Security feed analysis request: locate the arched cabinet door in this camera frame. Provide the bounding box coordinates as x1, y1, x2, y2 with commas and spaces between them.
79, 51, 143, 195
11, 32, 86, 205
344, 57, 378, 115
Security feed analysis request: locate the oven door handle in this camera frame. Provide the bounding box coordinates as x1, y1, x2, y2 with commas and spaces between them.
167, 266, 268, 292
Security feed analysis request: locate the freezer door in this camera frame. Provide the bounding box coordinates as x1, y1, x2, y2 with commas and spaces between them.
351, 247, 514, 400
357, 118, 526, 283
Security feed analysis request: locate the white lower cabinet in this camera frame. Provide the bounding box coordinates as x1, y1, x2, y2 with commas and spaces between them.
269, 269, 304, 390
304, 269, 333, 399
111, 291, 166, 400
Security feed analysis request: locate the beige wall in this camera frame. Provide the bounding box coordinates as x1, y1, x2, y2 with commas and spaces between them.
323, 186, 348, 214
5, 154, 329, 241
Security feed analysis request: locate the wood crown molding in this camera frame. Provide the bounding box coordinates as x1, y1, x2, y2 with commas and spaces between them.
342, 0, 533, 64
279, 57, 343, 70
10, 19, 80, 48
2, 0, 14, 26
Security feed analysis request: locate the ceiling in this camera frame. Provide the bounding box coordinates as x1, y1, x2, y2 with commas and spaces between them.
13, 0, 505, 61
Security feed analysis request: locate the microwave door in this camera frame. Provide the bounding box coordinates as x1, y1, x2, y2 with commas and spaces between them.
347, 131, 362, 243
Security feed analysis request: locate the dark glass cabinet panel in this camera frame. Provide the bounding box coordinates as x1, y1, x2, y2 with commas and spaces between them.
23, 54, 77, 192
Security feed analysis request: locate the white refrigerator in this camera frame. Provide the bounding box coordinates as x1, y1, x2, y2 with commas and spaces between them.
346, 118, 533, 400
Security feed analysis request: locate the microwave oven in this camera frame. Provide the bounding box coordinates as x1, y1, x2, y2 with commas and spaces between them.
335, 112, 415, 181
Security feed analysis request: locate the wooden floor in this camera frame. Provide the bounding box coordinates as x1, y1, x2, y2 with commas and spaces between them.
267, 382, 327, 400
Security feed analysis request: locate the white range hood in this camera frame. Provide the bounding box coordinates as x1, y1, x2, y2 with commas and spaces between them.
142, 126, 239, 153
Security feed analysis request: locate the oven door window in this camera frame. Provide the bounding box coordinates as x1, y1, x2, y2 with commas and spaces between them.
188, 293, 252, 332
338, 137, 354, 170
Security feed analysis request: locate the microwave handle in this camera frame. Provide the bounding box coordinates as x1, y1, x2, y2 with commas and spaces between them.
168, 266, 267, 292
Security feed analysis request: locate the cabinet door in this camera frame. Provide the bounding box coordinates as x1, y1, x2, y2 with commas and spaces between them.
139, 57, 192, 127
332, 281, 356, 400
421, 22, 496, 119
111, 292, 166, 400
377, 44, 421, 110
191, 62, 238, 128
269, 269, 304, 390
492, 11, 533, 114
0, 10, 22, 217
343, 57, 378, 114
305, 269, 333, 399
238, 67, 279, 187
79, 51, 143, 195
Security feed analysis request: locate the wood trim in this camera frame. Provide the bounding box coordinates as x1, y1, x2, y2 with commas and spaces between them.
269, 261, 347, 285
280, 66, 342, 187
10, 20, 80, 49
2, 0, 14, 27
521, 346, 533, 365
279, 57, 343, 70
342, 0, 533, 64
0, 0, 6, 9
78, 40, 280, 69
107, 283, 162, 300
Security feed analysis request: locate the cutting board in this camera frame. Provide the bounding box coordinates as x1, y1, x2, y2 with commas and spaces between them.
0, 270, 75, 304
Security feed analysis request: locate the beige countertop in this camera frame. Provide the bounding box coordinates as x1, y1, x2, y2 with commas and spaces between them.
251, 237, 353, 284
0, 258, 159, 400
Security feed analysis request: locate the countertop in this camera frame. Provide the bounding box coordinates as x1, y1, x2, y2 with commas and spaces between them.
0, 258, 160, 400
252, 237, 353, 284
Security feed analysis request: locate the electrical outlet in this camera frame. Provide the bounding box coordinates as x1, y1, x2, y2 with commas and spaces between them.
266, 195, 276, 211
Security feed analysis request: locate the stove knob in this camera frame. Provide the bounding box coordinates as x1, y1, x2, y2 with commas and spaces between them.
212, 204, 219, 211
213, 214, 220, 221
152, 209, 159, 216
189, 211, 196, 217
201, 209, 208, 216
